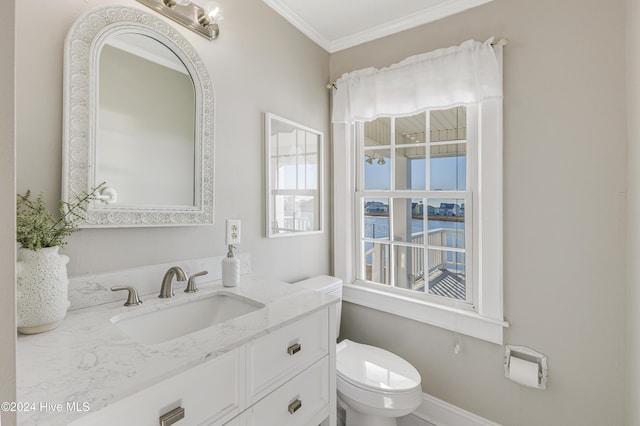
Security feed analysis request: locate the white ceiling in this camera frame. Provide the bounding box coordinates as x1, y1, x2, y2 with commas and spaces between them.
263, 0, 493, 53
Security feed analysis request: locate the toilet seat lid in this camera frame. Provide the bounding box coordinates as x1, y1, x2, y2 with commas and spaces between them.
336, 339, 421, 393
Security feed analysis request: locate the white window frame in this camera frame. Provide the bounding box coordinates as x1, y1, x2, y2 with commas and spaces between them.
356, 107, 474, 309
333, 99, 507, 345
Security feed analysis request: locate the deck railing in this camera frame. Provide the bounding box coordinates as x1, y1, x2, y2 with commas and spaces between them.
273, 216, 313, 233
365, 228, 464, 288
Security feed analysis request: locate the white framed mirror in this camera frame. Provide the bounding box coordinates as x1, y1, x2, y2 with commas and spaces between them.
265, 113, 323, 238
62, 6, 214, 227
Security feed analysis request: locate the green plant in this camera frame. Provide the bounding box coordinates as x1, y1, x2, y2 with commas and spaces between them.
16, 184, 106, 251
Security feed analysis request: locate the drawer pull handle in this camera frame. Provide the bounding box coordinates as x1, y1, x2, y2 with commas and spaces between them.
288, 399, 302, 414
287, 343, 301, 356
159, 406, 185, 426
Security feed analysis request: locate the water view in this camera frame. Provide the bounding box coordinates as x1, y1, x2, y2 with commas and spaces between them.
364, 216, 463, 239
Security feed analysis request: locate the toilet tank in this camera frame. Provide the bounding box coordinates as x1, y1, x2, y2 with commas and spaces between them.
293, 275, 342, 338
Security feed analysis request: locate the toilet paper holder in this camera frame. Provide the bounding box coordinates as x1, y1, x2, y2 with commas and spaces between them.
504, 345, 548, 390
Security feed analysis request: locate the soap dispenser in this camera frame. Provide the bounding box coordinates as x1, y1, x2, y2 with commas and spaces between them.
222, 245, 240, 287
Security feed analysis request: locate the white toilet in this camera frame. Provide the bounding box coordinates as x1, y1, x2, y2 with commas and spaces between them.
294, 275, 423, 426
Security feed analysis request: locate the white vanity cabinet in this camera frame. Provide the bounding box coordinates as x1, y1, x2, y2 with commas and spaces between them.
245, 357, 330, 426
244, 309, 331, 426
73, 307, 336, 426
71, 348, 244, 426
246, 309, 329, 402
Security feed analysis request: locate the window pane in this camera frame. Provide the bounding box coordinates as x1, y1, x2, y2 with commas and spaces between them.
364, 117, 391, 147
364, 149, 391, 190
270, 156, 279, 190
305, 153, 318, 190
394, 245, 425, 291
304, 131, 318, 155
395, 146, 426, 190
430, 106, 466, 142
304, 131, 319, 189
272, 129, 298, 190
364, 197, 389, 240
430, 143, 466, 191
396, 113, 426, 145
271, 120, 297, 155
427, 198, 465, 249
296, 153, 306, 190
298, 195, 319, 232
363, 242, 390, 285
391, 198, 424, 243
272, 195, 317, 233
428, 249, 466, 301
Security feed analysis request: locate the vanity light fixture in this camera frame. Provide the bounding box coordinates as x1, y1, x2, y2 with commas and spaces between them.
136, 0, 224, 40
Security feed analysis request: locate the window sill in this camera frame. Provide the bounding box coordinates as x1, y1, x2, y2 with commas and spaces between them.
342, 283, 508, 345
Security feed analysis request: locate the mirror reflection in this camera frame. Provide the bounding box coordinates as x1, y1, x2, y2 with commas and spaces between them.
98, 34, 196, 207
266, 114, 323, 237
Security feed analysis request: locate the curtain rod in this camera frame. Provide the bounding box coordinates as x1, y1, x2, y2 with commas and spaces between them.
326, 37, 509, 89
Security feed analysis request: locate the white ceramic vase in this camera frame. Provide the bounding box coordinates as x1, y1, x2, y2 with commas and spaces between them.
16, 246, 71, 334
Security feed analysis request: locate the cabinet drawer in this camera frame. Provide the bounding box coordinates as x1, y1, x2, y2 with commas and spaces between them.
72, 348, 243, 426
247, 309, 328, 401
247, 357, 329, 426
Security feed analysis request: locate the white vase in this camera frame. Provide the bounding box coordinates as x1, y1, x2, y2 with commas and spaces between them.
16, 246, 71, 334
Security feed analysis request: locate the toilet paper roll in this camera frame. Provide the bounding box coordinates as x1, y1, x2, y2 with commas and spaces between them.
508, 357, 539, 387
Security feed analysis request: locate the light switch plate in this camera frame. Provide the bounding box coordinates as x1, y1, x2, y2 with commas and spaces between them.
226, 219, 241, 245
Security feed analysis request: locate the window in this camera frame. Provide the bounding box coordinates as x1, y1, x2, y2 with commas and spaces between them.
331, 39, 507, 344
356, 107, 473, 308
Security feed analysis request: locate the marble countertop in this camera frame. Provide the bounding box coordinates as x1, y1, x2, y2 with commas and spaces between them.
16, 276, 337, 426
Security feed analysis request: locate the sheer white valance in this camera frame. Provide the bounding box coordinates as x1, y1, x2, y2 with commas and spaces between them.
331, 38, 503, 124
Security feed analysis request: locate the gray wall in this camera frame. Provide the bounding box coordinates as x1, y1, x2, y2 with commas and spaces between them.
333, 0, 627, 424
15, 0, 330, 282
627, 0, 640, 424
0, 1, 16, 425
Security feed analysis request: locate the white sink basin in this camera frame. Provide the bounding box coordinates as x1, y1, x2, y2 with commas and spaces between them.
111, 292, 264, 345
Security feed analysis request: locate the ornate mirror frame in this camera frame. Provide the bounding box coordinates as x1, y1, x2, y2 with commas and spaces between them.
62, 6, 214, 227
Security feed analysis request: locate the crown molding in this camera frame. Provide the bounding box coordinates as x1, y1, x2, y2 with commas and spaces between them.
263, 0, 332, 52
330, 0, 494, 52
264, 0, 494, 53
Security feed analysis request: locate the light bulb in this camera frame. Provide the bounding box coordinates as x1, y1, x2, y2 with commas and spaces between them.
365, 156, 373, 165
378, 157, 386, 165
203, 1, 224, 23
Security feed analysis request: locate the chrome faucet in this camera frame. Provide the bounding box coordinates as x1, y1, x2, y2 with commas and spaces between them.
159, 266, 187, 298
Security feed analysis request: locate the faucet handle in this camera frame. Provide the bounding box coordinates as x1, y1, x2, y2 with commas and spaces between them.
185, 271, 208, 293
111, 286, 143, 306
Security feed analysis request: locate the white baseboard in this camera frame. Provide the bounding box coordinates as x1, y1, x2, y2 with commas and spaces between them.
411, 392, 501, 426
